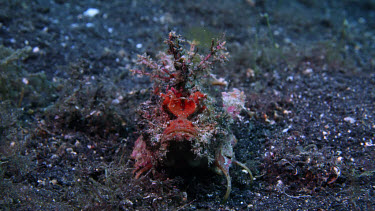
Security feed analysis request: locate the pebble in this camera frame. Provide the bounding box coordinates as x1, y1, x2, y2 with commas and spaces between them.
50, 154, 59, 159
83, 8, 100, 17
51, 179, 57, 185
344, 117, 356, 124
32, 46, 40, 53
38, 179, 46, 185
284, 37, 291, 44
303, 68, 313, 75
86, 23, 94, 28
112, 99, 120, 105
136, 43, 143, 49
246, 68, 255, 78
22, 78, 29, 85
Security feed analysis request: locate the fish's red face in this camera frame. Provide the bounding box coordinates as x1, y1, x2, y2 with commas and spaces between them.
161, 89, 206, 119
160, 89, 206, 158
160, 89, 205, 140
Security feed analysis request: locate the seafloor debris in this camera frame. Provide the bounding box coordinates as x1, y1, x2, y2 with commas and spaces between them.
222, 88, 247, 120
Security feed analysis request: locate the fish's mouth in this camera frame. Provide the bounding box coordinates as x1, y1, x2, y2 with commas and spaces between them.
163, 129, 197, 140
162, 118, 198, 142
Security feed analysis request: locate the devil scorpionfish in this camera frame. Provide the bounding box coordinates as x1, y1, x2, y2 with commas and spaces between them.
130, 32, 253, 202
